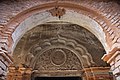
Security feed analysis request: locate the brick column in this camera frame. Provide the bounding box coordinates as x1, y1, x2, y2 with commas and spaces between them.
102, 50, 120, 80
7, 64, 32, 80
110, 51, 120, 80
0, 45, 13, 80
0, 25, 13, 79
84, 67, 113, 80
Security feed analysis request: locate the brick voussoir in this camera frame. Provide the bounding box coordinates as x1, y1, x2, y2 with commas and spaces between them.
0, 51, 12, 64
0, 59, 8, 68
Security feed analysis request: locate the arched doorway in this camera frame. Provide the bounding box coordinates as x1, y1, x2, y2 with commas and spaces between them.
0, 1, 119, 80
7, 22, 113, 80
34, 77, 82, 80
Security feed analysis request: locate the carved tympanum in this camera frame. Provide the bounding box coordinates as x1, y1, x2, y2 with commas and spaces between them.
13, 22, 107, 77
33, 48, 82, 70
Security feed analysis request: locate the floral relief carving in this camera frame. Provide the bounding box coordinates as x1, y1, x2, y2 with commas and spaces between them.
34, 48, 82, 71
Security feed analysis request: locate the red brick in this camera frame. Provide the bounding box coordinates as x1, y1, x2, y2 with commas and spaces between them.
117, 38, 120, 43
113, 67, 120, 75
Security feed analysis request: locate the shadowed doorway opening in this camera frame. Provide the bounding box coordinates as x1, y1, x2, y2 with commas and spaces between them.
34, 77, 82, 80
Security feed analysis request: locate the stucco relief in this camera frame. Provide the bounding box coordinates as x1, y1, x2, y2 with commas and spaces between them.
24, 35, 95, 71
13, 22, 108, 75
33, 48, 82, 70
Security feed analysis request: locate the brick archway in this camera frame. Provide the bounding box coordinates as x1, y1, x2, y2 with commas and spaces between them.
0, 1, 119, 79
